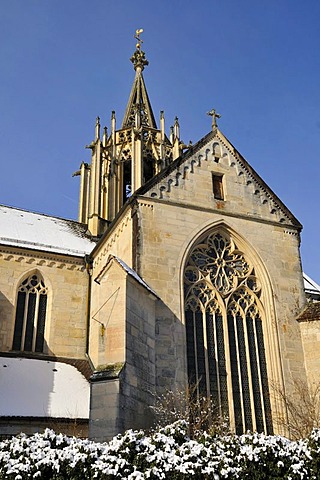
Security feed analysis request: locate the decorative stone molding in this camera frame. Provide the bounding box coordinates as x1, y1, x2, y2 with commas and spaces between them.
284, 229, 300, 237
138, 201, 154, 210
0, 247, 85, 271
146, 132, 295, 228
94, 211, 132, 268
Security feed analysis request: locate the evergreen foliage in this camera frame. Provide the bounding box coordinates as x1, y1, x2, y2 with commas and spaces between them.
0, 422, 319, 479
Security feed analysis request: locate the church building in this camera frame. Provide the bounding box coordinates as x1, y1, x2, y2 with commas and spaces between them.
0, 33, 320, 440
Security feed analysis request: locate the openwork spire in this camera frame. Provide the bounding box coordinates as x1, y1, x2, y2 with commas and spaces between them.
122, 29, 157, 129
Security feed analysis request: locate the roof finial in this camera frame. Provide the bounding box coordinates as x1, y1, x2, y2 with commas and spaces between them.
95, 116, 100, 140
130, 28, 149, 72
207, 108, 221, 130
134, 28, 144, 50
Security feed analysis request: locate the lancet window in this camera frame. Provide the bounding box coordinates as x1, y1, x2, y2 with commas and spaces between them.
12, 273, 48, 353
184, 231, 273, 434
122, 159, 132, 202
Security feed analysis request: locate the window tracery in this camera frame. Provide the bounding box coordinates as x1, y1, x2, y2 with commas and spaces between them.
184, 231, 273, 434
12, 274, 48, 353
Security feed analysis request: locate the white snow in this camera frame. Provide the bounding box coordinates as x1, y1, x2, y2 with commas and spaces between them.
0, 357, 89, 418
113, 255, 157, 297
303, 272, 320, 295
0, 205, 96, 257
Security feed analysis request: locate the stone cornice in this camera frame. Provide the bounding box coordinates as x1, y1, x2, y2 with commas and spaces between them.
0, 245, 85, 271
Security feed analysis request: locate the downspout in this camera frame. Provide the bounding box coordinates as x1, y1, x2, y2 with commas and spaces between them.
85, 254, 93, 363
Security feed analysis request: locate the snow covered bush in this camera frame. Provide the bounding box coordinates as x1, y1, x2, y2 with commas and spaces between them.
0, 421, 320, 479
150, 386, 230, 439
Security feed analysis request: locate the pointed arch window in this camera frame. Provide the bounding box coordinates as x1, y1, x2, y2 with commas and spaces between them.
12, 274, 48, 353
122, 159, 132, 202
184, 231, 273, 434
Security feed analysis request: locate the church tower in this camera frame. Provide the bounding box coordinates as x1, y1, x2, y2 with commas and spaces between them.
75, 30, 182, 237
75, 31, 308, 440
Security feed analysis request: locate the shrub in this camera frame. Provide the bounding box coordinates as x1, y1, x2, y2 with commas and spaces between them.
150, 385, 229, 439
0, 422, 320, 479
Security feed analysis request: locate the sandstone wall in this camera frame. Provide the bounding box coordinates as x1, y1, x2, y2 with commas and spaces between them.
0, 246, 88, 358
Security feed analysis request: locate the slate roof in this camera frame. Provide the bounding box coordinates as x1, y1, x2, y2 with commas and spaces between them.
0, 205, 96, 257
297, 302, 320, 322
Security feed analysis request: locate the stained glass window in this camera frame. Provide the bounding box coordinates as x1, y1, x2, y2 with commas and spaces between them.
12, 274, 48, 353
184, 231, 273, 434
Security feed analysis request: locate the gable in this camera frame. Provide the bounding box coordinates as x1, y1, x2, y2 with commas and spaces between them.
137, 129, 301, 230
94, 254, 156, 297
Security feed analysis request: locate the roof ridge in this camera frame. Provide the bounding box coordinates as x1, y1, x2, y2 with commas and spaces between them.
0, 203, 81, 225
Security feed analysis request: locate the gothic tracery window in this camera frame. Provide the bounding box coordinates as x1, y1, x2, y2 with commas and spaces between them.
184, 231, 273, 434
12, 274, 48, 353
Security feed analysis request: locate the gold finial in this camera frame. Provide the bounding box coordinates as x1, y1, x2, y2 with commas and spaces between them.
130, 28, 149, 72
134, 28, 144, 50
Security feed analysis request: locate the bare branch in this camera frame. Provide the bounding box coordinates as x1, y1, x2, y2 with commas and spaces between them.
272, 378, 320, 440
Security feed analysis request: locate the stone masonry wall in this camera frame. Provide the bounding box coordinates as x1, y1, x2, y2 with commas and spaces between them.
136, 196, 307, 411
89, 378, 120, 441
0, 246, 88, 358
89, 270, 157, 439
89, 259, 126, 369
299, 319, 320, 386
121, 276, 157, 431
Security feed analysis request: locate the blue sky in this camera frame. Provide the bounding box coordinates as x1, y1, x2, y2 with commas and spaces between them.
0, 1, 319, 282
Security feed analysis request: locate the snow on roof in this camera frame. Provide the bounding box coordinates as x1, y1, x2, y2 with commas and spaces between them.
0, 205, 96, 257
303, 272, 320, 294
94, 254, 157, 296
0, 357, 89, 418
113, 255, 158, 297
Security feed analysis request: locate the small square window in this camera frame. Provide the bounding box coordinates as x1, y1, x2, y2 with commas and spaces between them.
212, 174, 224, 200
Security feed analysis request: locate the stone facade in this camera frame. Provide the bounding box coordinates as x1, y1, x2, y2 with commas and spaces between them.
85, 126, 308, 437
298, 303, 320, 387
89, 257, 158, 439
0, 37, 318, 440
0, 246, 88, 357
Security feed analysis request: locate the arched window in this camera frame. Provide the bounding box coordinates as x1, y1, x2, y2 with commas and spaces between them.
12, 274, 48, 353
122, 158, 132, 203
184, 231, 273, 434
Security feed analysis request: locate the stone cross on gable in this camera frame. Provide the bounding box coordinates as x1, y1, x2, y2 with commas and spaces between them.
207, 108, 221, 129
